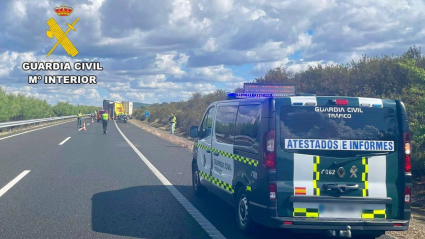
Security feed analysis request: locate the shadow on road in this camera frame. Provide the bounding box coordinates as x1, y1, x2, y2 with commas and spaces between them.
173, 185, 334, 239
92, 185, 209, 239
91, 185, 340, 239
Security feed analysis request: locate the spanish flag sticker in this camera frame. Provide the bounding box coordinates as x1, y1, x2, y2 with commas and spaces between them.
295, 187, 306, 195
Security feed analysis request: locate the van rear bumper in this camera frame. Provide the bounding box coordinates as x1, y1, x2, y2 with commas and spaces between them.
267, 217, 409, 231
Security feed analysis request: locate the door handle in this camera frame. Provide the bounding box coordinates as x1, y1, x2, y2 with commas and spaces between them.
213, 152, 220, 156
206, 149, 211, 153
322, 184, 359, 194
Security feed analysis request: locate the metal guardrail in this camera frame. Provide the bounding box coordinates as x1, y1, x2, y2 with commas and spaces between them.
0, 114, 90, 130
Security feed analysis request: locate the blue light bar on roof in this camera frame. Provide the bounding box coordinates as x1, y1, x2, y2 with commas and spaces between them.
227, 93, 292, 99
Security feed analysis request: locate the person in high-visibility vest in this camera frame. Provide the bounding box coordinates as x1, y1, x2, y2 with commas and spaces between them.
102, 111, 109, 134
169, 113, 176, 134
77, 111, 83, 128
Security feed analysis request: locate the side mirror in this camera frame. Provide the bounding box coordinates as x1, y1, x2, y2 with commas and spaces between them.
189, 126, 198, 138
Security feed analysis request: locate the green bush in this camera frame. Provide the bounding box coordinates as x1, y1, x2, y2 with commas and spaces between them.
254, 46, 425, 175
0, 88, 99, 122
146, 91, 227, 134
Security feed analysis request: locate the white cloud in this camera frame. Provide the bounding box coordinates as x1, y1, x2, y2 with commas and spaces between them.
109, 93, 123, 101
250, 9, 266, 21
0, 0, 423, 106
168, 65, 244, 83
251, 59, 291, 76
286, 61, 337, 73
202, 38, 218, 52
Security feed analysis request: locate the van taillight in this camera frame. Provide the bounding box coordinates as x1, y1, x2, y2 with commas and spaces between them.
264, 130, 276, 169
405, 186, 411, 203
403, 133, 411, 173
270, 184, 277, 200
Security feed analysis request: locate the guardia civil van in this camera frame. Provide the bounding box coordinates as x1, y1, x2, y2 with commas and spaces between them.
189, 87, 411, 238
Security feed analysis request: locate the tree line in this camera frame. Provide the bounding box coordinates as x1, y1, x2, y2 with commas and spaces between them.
0, 87, 100, 122
136, 46, 425, 175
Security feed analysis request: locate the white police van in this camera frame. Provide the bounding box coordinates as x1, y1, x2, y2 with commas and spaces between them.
189, 84, 411, 238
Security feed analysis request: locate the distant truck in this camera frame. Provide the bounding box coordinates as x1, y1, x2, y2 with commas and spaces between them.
123, 101, 133, 116
103, 100, 129, 120
115, 102, 124, 117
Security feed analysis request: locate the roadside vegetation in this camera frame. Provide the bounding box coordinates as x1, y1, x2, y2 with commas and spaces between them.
0, 88, 99, 122
134, 46, 425, 175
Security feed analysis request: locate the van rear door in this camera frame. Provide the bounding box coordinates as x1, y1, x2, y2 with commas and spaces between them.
275, 97, 403, 220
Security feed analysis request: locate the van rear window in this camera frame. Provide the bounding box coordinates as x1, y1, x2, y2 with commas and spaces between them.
280, 106, 397, 157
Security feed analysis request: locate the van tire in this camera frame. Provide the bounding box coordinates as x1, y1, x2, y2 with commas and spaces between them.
192, 162, 206, 196
235, 187, 257, 234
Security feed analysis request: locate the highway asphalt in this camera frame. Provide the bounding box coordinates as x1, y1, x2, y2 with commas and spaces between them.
0, 119, 392, 239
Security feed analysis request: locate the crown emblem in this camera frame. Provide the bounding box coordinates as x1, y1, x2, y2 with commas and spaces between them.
54, 4, 73, 16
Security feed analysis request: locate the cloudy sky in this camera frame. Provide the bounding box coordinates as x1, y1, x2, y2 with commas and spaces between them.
0, 0, 424, 106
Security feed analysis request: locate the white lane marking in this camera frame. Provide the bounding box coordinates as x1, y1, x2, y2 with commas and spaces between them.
87, 123, 90, 126
0, 170, 30, 198
59, 137, 71, 145
114, 121, 226, 239
78, 128, 83, 131
0, 121, 72, 141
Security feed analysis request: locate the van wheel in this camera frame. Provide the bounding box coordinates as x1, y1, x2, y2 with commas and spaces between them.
192, 162, 206, 196
235, 188, 257, 234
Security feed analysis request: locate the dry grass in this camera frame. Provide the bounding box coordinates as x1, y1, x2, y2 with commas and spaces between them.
387, 177, 425, 239
129, 120, 194, 151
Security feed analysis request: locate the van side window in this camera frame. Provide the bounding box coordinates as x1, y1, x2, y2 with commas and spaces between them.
215, 105, 238, 144
235, 105, 261, 151
199, 107, 215, 139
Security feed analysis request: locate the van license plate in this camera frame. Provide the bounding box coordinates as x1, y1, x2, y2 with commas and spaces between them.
319, 204, 362, 218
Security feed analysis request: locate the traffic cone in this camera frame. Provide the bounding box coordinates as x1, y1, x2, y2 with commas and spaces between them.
82, 122, 86, 131
91, 117, 94, 123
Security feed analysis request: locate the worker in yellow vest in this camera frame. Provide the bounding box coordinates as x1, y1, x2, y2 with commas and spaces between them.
77, 111, 82, 128
169, 113, 176, 134
102, 111, 109, 134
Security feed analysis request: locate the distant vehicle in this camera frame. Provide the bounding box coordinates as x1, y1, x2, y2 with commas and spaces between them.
118, 114, 128, 123
90, 113, 95, 117
97, 110, 109, 122
189, 91, 411, 238
103, 100, 126, 120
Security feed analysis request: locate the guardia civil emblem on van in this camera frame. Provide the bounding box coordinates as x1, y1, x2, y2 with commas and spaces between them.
350, 165, 358, 178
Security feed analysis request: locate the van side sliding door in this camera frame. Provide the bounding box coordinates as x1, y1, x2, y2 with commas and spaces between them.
211, 103, 238, 200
